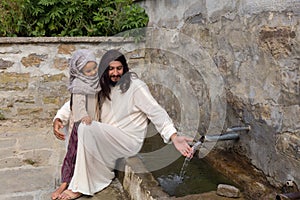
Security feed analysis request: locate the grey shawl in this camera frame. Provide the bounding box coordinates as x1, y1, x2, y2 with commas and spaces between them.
68, 49, 101, 95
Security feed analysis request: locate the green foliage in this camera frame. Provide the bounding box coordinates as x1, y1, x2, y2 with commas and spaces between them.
0, 0, 149, 37
0, 0, 27, 37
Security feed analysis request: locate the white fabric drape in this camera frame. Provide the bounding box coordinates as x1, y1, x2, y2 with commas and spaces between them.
68, 78, 177, 195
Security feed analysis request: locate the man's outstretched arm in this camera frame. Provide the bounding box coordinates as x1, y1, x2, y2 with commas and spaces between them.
53, 101, 71, 140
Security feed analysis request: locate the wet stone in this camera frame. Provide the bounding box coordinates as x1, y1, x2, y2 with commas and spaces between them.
217, 184, 240, 198
174, 191, 242, 200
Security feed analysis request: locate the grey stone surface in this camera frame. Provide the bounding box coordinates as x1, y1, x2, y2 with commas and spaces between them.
1, 167, 54, 194
0, 148, 16, 160
138, 0, 300, 189
0, 122, 128, 200
0, 138, 17, 149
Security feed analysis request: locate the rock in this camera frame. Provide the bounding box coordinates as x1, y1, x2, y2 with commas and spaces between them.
217, 184, 240, 198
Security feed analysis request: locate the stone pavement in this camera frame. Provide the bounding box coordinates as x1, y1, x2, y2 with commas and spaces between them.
0, 120, 128, 200
0, 119, 276, 200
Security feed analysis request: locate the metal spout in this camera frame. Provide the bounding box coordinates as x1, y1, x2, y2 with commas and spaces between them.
226, 125, 251, 133
205, 132, 240, 142
190, 125, 250, 156
191, 132, 240, 152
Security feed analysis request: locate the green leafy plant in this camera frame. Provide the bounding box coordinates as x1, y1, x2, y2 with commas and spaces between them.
0, 0, 27, 36
0, 0, 149, 37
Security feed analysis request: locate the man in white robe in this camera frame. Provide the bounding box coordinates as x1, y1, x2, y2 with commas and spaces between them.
53, 49, 193, 199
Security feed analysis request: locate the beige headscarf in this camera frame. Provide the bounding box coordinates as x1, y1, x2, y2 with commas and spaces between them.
68, 49, 101, 95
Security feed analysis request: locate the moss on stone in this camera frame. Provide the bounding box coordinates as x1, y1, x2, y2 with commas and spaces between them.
0, 112, 5, 120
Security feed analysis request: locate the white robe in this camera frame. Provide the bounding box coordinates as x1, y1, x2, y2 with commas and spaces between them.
72, 93, 99, 123
67, 78, 177, 195
53, 94, 98, 148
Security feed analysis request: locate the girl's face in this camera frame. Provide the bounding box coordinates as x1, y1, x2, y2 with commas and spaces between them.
82, 61, 98, 77
108, 61, 124, 83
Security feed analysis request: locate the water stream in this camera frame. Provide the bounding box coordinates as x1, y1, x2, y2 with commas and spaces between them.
161, 148, 207, 195
178, 139, 203, 181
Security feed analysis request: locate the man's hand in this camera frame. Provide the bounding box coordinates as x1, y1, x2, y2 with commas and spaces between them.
53, 118, 65, 140
171, 133, 193, 157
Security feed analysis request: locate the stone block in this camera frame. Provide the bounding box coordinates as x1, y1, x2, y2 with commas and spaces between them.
0, 58, 14, 69
17, 107, 43, 116
276, 133, 300, 160
123, 156, 169, 200
282, 105, 300, 132
20, 149, 54, 167
217, 184, 240, 198
21, 53, 47, 67
0, 148, 17, 160
53, 57, 68, 70
57, 44, 76, 54
43, 96, 60, 105
18, 134, 55, 151
42, 73, 66, 82
0, 167, 54, 194
0, 194, 34, 200
15, 95, 35, 104
259, 26, 296, 58
0, 138, 17, 149
0, 157, 23, 168
0, 72, 30, 91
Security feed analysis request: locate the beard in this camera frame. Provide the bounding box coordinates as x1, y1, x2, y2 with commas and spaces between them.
109, 75, 121, 86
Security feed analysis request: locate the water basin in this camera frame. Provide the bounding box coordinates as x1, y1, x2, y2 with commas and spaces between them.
139, 131, 238, 197
152, 156, 238, 197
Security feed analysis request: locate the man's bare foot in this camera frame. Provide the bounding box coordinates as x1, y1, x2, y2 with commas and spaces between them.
51, 182, 68, 200
58, 189, 82, 200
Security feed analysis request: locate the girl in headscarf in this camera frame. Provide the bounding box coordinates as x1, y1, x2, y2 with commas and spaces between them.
52, 49, 100, 200
68, 49, 100, 124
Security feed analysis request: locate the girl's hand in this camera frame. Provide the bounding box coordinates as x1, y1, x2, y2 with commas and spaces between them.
81, 116, 92, 125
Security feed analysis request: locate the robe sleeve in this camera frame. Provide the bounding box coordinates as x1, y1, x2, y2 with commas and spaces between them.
133, 82, 177, 143
53, 101, 71, 126
72, 93, 89, 122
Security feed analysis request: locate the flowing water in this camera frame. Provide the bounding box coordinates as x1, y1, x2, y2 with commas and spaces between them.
178, 157, 190, 180
153, 156, 192, 196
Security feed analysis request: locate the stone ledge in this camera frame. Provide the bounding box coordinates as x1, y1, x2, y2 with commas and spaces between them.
0, 37, 138, 44
122, 156, 170, 200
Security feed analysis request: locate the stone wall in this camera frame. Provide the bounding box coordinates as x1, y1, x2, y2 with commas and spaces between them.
0, 37, 145, 124
0, 0, 299, 193
138, 0, 300, 189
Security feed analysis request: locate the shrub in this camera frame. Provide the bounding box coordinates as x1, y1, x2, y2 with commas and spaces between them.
0, 0, 149, 37
0, 0, 27, 37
